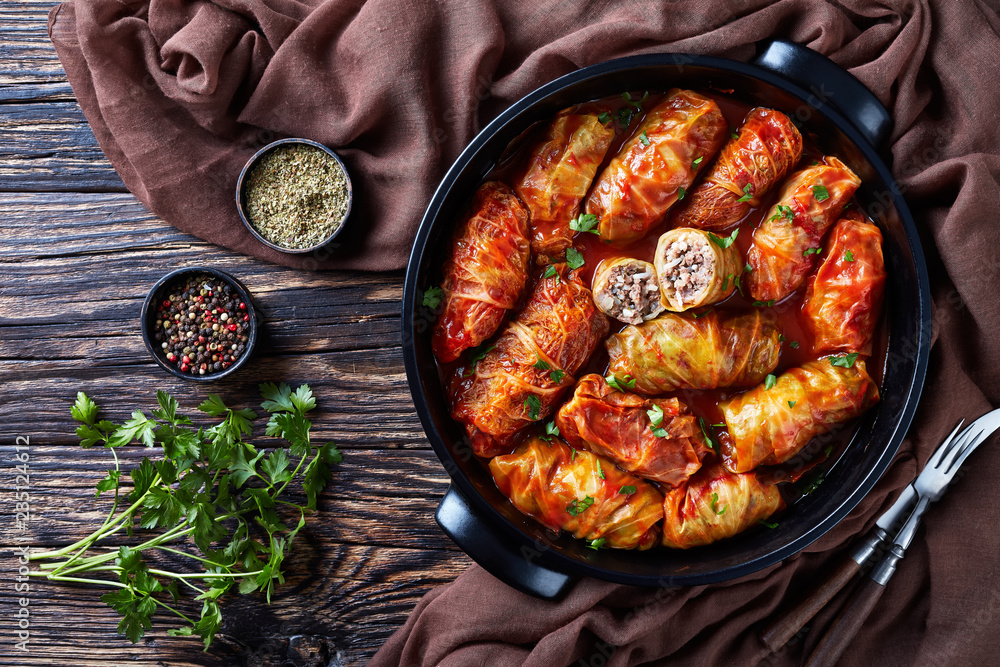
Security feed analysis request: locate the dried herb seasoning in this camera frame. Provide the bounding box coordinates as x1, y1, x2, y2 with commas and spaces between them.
244, 143, 349, 249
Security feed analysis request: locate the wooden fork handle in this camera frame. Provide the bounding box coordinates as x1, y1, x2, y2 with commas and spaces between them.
760, 555, 861, 652
805, 576, 886, 667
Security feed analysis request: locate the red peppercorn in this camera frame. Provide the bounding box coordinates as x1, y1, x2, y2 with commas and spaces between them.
239, 302, 246, 310
162, 300, 170, 308
180, 363, 189, 372
243, 314, 249, 322
228, 323, 238, 331
182, 355, 191, 364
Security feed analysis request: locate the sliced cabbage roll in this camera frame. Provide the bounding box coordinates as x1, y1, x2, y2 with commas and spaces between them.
654, 227, 741, 311
592, 257, 665, 324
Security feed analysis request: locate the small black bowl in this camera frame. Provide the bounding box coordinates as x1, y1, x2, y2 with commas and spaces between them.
236, 138, 353, 254
140, 267, 260, 382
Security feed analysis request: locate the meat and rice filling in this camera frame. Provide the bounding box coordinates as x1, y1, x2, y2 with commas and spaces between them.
658, 236, 716, 307
593, 259, 664, 325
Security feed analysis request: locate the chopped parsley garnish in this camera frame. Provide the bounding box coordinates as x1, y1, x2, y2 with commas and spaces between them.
769, 204, 795, 223
692, 156, 703, 168
597, 463, 605, 480
523, 394, 541, 420
422, 286, 443, 309
565, 247, 585, 270
543, 265, 559, 280
800, 472, 825, 496
569, 213, 600, 235
778, 334, 786, 342
708, 228, 739, 249
759, 519, 779, 529
570, 447, 577, 460
844, 249, 855, 262
736, 183, 754, 203
617, 107, 633, 127
710, 492, 728, 515
824, 444, 834, 458
532, 355, 551, 371
550, 369, 566, 383
744, 262, 752, 273
764, 374, 777, 390
646, 404, 664, 427
566, 495, 595, 516
731, 130, 739, 140
830, 353, 860, 368
752, 299, 775, 308
721, 274, 729, 292
539, 421, 560, 442
621, 91, 648, 110
788, 400, 797, 408
619, 485, 637, 495
788, 340, 800, 349
639, 130, 650, 146
698, 417, 716, 451
597, 111, 613, 125
605, 374, 636, 391
678, 186, 686, 200
812, 184, 830, 201
803, 247, 822, 256
651, 426, 668, 438
464, 344, 495, 376
733, 271, 744, 296
587, 537, 606, 550
691, 307, 714, 319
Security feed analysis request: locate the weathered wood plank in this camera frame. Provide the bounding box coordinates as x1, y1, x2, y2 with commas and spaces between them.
0, 2, 65, 86
0, 543, 470, 666
0, 102, 125, 191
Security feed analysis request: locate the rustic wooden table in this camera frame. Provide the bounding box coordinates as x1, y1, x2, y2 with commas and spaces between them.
1, 2, 469, 665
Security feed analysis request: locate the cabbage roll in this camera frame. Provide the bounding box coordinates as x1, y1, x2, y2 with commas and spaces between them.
670, 107, 803, 231
555, 374, 709, 487
585, 89, 727, 245
662, 464, 785, 549
515, 113, 615, 264
746, 157, 861, 302
431, 181, 530, 363
592, 257, 665, 324
490, 435, 664, 550
720, 358, 880, 473
654, 227, 741, 311
605, 310, 781, 394
450, 264, 609, 457
803, 212, 886, 356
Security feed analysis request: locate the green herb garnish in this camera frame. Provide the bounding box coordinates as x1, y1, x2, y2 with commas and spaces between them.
710, 492, 728, 515
800, 472, 825, 496
803, 247, 822, 256
769, 204, 795, 223
524, 395, 542, 420
844, 250, 855, 262
566, 496, 595, 516
565, 247, 585, 270
543, 265, 559, 280
43, 385, 341, 648
619, 485, 637, 495
789, 341, 800, 349
752, 299, 775, 308
691, 308, 714, 319
736, 183, 754, 203
759, 519, 779, 529
422, 286, 443, 309
788, 400, 797, 408
708, 228, 739, 249
550, 369, 567, 383
698, 417, 716, 451
639, 130, 650, 146
597, 463, 605, 480
605, 374, 636, 391
812, 184, 830, 201
587, 537, 606, 550
532, 355, 551, 371
569, 213, 600, 235
678, 186, 686, 200
464, 344, 495, 376
647, 404, 664, 427
692, 156, 703, 169
539, 421, 560, 443
830, 353, 860, 368
597, 111, 613, 125
764, 374, 777, 390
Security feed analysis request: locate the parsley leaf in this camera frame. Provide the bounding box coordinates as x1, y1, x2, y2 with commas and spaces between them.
619, 485, 637, 495
421, 286, 444, 309
565, 247, 585, 270
708, 228, 739, 249
646, 404, 664, 427
605, 374, 636, 391
698, 417, 717, 451
844, 249, 855, 262
692, 156, 703, 168
543, 265, 559, 280
812, 184, 830, 201
539, 421, 560, 442
769, 204, 795, 223
710, 492, 728, 515
788, 340, 800, 349
788, 400, 797, 408
566, 496, 595, 516
764, 374, 777, 390
569, 213, 600, 235
736, 183, 754, 203
463, 343, 495, 376
639, 130, 650, 146
752, 299, 775, 308
830, 353, 860, 368
804, 247, 822, 256
597, 111, 613, 124
677, 186, 686, 200
524, 395, 542, 420
550, 369, 567, 383
532, 355, 551, 371
587, 537, 606, 550
759, 519, 779, 529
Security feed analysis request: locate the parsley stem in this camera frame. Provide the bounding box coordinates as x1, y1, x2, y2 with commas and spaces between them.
26, 572, 126, 588
149, 596, 195, 625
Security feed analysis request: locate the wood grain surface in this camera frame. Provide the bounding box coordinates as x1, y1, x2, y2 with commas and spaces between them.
0, 3, 469, 664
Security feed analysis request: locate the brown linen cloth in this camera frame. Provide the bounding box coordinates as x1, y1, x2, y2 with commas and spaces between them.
50, 0, 1000, 664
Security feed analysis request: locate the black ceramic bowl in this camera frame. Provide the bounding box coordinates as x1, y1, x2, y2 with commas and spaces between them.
402, 40, 931, 599
140, 267, 259, 382
236, 138, 353, 254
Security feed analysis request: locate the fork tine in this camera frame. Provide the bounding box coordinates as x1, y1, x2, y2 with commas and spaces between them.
941, 428, 983, 473
926, 419, 966, 468
946, 428, 993, 474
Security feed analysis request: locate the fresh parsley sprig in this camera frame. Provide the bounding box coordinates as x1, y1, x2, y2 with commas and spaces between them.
29, 384, 340, 649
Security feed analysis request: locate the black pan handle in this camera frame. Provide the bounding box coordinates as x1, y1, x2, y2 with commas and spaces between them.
436, 485, 577, 600
752, 39, 892, 148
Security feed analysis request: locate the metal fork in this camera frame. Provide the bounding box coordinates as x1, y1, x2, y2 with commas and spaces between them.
805, 409, 1000, 667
